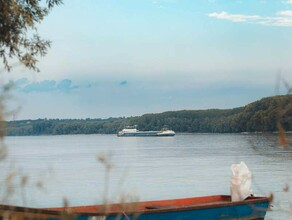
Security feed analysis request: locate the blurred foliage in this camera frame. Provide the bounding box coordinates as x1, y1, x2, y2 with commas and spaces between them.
0, 0, 63, 72
5, 95, 292, 136
0, 0, 62, 209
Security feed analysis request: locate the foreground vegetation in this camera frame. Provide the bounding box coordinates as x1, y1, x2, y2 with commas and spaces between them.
6, 95, 292, 136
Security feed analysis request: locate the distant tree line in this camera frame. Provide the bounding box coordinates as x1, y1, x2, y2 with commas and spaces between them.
5, 95, 292, 136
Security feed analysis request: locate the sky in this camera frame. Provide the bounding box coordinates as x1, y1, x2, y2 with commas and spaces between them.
3, 0, 292, 119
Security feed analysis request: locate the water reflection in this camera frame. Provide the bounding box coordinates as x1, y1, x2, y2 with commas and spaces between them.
246, 133, 292, 159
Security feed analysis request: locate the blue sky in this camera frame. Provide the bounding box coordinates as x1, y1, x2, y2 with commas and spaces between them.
5, 0, 292, 119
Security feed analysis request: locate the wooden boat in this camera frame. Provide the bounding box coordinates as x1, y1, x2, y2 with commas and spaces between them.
0, 195, 271, 220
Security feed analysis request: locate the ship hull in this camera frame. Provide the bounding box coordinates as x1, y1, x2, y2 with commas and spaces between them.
118, 131, 175, 137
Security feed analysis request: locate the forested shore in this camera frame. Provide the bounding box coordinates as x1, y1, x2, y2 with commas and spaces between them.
5, 95, 292, 136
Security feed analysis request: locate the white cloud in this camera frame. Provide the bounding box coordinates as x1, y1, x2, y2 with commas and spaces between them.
151, 0, 170, 8
208, 12, 260, 22
277, 10, 292, 16
284, 0, 292, 4
208, 11, 292, 27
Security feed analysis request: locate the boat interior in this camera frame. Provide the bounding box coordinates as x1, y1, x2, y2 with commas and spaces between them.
47, 195, 268, 215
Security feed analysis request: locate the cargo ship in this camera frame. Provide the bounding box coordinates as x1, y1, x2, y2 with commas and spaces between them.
117, 127, 175, 137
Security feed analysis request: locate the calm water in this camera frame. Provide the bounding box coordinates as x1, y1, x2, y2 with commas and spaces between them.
1, 133, 292, 219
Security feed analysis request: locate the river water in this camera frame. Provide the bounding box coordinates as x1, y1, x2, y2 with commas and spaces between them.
1, 133, 292, 219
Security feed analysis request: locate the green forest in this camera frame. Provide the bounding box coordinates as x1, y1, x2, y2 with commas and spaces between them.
5, 95, 292, 136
